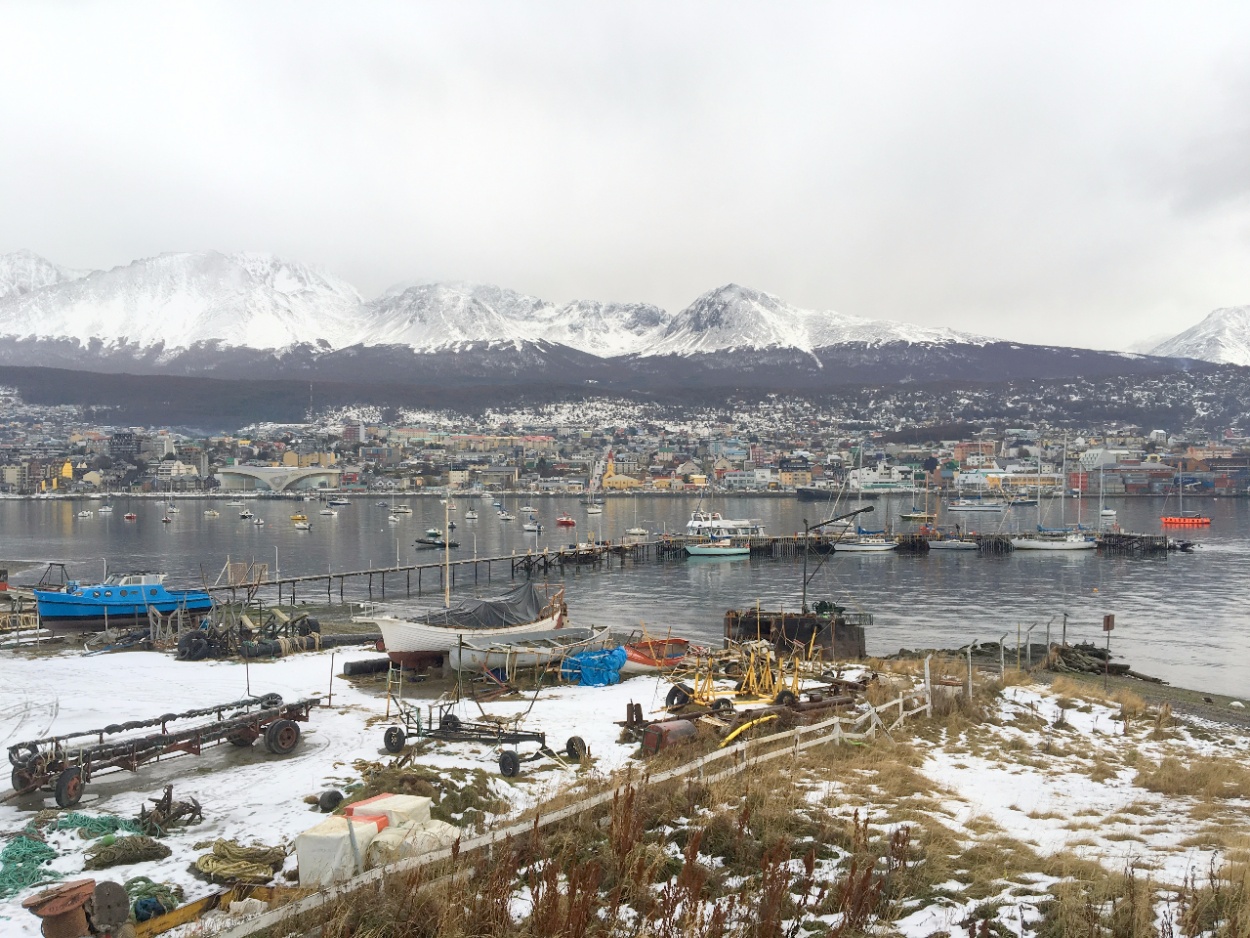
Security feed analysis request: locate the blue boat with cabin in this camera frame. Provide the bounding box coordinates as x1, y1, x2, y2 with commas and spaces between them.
34, 573, 212, 631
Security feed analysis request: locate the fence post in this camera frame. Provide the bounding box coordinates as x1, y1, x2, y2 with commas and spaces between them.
924, 655, 933, 717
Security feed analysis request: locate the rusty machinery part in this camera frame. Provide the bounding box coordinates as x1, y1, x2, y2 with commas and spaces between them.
54, 768, 84, 809
264, 719, 301, 755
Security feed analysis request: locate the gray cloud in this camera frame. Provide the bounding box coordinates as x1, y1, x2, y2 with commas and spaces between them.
2, 1, 1249, 350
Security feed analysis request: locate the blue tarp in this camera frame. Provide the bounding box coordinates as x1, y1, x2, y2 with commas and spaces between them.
561, 646, 627, 686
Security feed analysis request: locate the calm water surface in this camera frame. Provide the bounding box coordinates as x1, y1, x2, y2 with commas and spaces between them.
2, 494, 1245, 697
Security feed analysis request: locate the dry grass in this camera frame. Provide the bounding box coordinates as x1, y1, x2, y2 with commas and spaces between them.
1136, 755, 1250, 800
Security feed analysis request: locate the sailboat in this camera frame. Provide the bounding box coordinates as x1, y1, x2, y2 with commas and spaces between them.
1011, 442, 1095, 550
625, 494, 648, 537
836, 441, 896, 553
1161, 464, 1211, 527
899, 473, 935, 522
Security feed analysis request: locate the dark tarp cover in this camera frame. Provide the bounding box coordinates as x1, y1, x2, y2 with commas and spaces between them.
404, 583, 553, 630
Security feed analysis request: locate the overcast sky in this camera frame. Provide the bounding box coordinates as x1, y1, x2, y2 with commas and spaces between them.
2, 2, 1249, 349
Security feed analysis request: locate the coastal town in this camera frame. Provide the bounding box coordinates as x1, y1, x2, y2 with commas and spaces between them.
3, 387, 1249, 501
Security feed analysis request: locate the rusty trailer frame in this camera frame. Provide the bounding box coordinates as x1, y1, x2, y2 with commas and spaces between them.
8, 693, 319, 808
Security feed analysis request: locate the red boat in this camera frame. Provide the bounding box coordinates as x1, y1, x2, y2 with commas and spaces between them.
555, 514, 576, 527
622, 636, 692, 674
123, 513, 137, 521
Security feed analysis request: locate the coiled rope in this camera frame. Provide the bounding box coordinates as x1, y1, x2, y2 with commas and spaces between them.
0, 836, 59, 898
193, 839, 287, 883
125, 875, 185, 919
84, 835, 171, 870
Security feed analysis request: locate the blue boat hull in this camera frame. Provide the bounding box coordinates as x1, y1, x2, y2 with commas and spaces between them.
34, 586, 213, 631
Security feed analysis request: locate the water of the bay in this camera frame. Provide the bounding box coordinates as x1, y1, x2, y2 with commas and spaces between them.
2, 493, 1245, 697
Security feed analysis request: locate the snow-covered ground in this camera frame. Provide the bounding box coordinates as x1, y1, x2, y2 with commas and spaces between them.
0, 647, 671, 938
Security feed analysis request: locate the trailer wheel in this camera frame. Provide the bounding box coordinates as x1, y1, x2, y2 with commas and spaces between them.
711, 698, 735, 714
774, 690, 799, 708
185, 635, 210, 661
499, 750, 521, 777
55, 767, 83, 808
10, 764, 36, 794
441, 713, 462, 731
257, 693, 283, 709
383, 726, 406, 753
8, 743, 37, 767
264, 719, 301, 755
665, 684, 692, 708
566, 736, 589, 760
228, 727, 258, 747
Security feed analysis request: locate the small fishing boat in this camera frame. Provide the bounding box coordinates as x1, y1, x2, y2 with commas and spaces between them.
161, 515, 173, 524
926, 536, 979, 551
77, 510, 94, 518
253, 518, 265, 526
239, 509, 254, 519
97, 505, 114, 514
621, 635, 693, 674
519, 505, 537, 513
290, 513, 308, 522
204, 509, 220, 517
522, 521, 543, 533
415, 528, 459, 548
555, 513, 576, 527
442, 500, 457, 511
328, 497, 350, 506
365, 584, 566, 666
464, 508, 479, 520
498, 511, 517, 522
447, 520, 457, 530
294, 521, 312, 531
319, 507, 337, 516
685, 538, 750, 557
387, 515, 400, 523
34, 573, 212, 632
585, 504, 603, 515
378, 502, 390, 509
391, 505, 412, 514
447, 626, 611, 673
123, 512, 137, 521
833, 536, 897, 553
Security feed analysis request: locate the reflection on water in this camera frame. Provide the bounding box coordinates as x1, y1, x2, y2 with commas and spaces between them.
1, 495, 1246, 696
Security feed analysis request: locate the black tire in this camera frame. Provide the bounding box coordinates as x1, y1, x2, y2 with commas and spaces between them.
665, 684, 692, 708
8, 743, 36, 767
176, 632, 194, 660
774, 690, 799, 708
257, 693, 283, 709
318, 790, 344, 813
566, 736, 588, 760
228, 728, 257, 747
11, 764, 36, 794
264, 719, 301, 755
499, 750, 521, 777
734, 679, 746, 692
186, 634, 209, 661
305, 617, 321, 633
711, 698, 735, 714
441, 713, 462, 731
383, 726, 406, 753
55, 767, 84, 808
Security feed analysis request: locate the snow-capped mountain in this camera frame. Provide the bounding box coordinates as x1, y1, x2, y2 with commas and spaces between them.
361, 282, 669, 356
0, 251, 365, 351
641, 284, 989, 357
0, 250, 90, 300
1151, 306, 1250, 366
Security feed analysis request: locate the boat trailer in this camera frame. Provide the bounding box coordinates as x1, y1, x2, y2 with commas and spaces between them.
8, 693, 318, 808
382, 700, 587, 778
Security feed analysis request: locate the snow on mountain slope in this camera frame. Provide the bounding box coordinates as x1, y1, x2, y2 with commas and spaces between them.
640, 284, 991, 357
359, 283, 669, 355
1150, 306, 1250, 366
0, 251, 365, 351
530, 299, 670, 356
0, 250, 90, 300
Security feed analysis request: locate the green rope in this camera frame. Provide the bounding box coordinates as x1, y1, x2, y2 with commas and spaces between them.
0, 835, 60, 898
52, 812, 143, 838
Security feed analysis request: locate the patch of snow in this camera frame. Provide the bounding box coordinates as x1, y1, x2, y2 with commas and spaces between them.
1151, 305, 1250, 365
